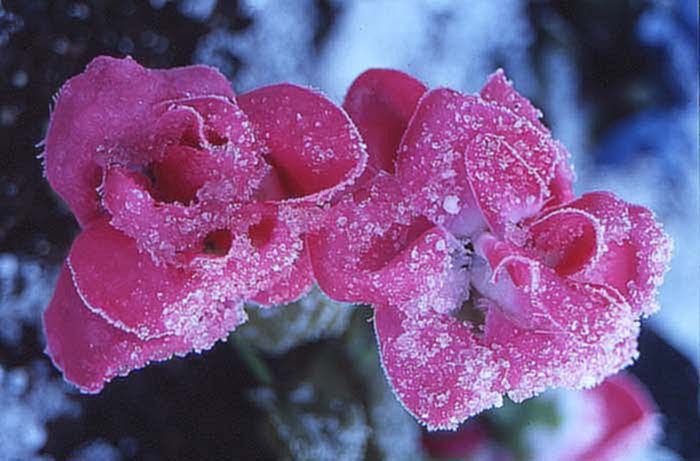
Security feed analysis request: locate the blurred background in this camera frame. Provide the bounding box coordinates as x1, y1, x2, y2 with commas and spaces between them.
0, 0, 698, 460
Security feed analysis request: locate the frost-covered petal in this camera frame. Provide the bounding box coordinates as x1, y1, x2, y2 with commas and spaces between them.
396, 88, 560, 238
464, 132, 548, 239
480, 69, 575, 206
307, 174, 457, 306
564, 193, 672, 315
343, 69, 427, 178
44, 56, 234, 227
152, 95, 269, 201
482, 304, 640, 404
395, 89, 482, 231
102, 166, 239, 264
250, 246, 314, 307
374, 303, 504, 430
43, 265, 192, 393
527, 207, 602, 276
66, 220, 247, 347
480, 69, 544, 130
476, 234, 636, 349
238, 83, 367, 204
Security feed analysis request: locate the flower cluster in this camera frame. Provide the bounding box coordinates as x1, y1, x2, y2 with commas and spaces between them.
42, 58, 671, 429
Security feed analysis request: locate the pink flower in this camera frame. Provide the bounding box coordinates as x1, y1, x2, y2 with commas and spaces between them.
42, 56, 366, 392
421, 373, 660, 461
307, 69, 672, 429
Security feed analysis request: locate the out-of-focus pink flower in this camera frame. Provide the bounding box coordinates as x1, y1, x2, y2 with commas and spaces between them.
308, 69, 672, 429
421, 373, 660, 461
42, 56, 366, 392
562, 373, 660, 461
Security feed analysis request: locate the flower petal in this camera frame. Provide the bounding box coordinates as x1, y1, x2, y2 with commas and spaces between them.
67, 220, 247, 348
102, 166, 238, 263
395, 89, 483, 233
527, 207, 602, 276
238, 83, 367, 204
343, 69, 427, 177
307, 173, 458, 306
43, 265, 193, 393
476, 234, 636, 349
482, 304, 640, 404
250, 246, 314, 306
44, 56, 234, 227
480, 69, 575, 206
374, 303, 505, 430
564, 193, 673, 316
396, 88, 561, 238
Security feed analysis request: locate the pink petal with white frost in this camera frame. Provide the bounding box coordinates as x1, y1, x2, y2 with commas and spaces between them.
44, 55, 234, 227
464, 132, 548, 239
476, 234, 636, 349
483, 304, 640, 403
307, 173, 459, 306
185, 201, 307, 300
480, 69, 575, 206
395, 89, 481, 230
67, 220, 247, 348
343, 69, 427, 179
152, 95, 269, 200
43, 265, 191, 393
102, 166, 241, 264
374, 287, 640, 430
527, 207, 602, 276
572, 374, 659, 461
238, 83, 367, 205
564, 193, 672, 316
480, 69, 545, 131
374, 303, 505, 430
250, 246, 314, 307
395, 88, 560, 238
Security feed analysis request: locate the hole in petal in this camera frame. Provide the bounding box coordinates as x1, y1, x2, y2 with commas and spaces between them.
179, 127, 202, 149
248, 215, 276, 249
203, 229, 232, 256
205, 128, 228, 146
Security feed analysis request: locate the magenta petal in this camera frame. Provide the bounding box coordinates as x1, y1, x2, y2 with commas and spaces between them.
575, 374, 659, 461
102, 166, 236, 263
43, 265, 192, 393
238, 83, 367, 203
477, 234, 635, 349
67, 220, 192, 338
343, 69, 427, 177
396, 88, 561, 237
566, 193, 673, 315
395, 89, 481, 230
483, 304, 640, 403
251, 247, 314, 306
44, 56, 234, 227
527, 207, 602, 276
480, 69, 545, 130
480, 69, 575, 206
308, 173, 456, 306
67, 220, 248, 348
374, 303, 504, 430
465, 132, 549, 239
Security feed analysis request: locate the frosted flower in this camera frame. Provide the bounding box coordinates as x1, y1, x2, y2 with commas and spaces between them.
42, 56, 366, 392
308, 69, 672, 429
